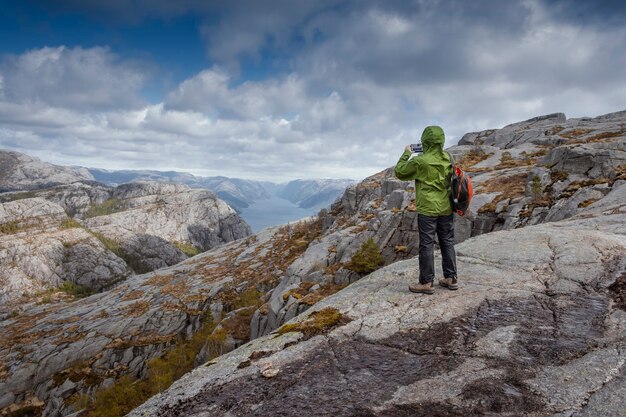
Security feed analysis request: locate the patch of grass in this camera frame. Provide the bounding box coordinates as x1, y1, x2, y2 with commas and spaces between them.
299, 283, 346, 306
559, 128, 593, 139
578, 199, 599, 208
278, 217, 324, 265
37, 295, 53, 305
545, 126, 564, 136
89, 231, 124, 258
531, 176, 543, 199
495, 151, 533, 169
560, 178, 610, 199
566, 130, 623, 144
81, 312, 226, 417
84, 198, 125, 218
345, 237, 384, 275
59, 281, 96, 299
550, 171, 569, 182
221, 307, 256, 341
457, 147, 492, 172
173, 241, 201, 257
276, 307, 351, 340
477, 173, 528, 214
0, 221, 20, 234
0, 191, 37, 202
59, 218, 82, 229
219, 286, 264, 313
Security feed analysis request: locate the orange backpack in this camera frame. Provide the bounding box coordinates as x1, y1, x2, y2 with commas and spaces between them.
447, 152, 473, 216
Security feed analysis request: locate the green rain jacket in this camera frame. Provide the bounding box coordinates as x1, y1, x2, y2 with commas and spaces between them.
394, 126, 453, 216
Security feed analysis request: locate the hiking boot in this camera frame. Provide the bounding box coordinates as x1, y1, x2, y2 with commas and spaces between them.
409, 282, 434, 294
439, 277, 458, 290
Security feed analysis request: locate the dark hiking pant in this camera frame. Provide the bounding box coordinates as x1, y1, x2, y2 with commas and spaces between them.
418, 213, 457, 284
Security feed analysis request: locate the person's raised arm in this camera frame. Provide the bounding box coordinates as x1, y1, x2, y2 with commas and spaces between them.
394, 145, 419, 181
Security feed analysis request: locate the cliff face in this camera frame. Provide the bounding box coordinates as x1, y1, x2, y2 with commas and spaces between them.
130, 109, 626, 416
130, 184, 626, 416
0, 156, 252, 306
1, 110, 625, 416
250, 110, 626, 338
0, 223, 309, 416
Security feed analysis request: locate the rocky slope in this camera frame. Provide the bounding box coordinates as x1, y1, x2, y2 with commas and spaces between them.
251, 110, 625, 338
131, 183, 626, 416
88, 168, 355, 214
0, 220, 319, 416
88, 169, 273, 212
0, 150, 93, 192
1, 110, 625, 416
0, 154, 252, 306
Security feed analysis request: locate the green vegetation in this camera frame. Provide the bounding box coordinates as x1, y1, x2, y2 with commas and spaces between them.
84, 198, 125, 218
89, 231, 124, 258
77, 312, 227, 417
457, 147, 491, 172
0, 190, 37, 202
38, 295, 53, 305
345, 237, 384, 275
0, 221, 20, 234
550, 171, 569, 182
173, 241, 201, 257
86, 230, 152, 274
59, 281, 96, 299
277, 307, 350, 339
531, 176, 543, 199
59, 218, 82, 229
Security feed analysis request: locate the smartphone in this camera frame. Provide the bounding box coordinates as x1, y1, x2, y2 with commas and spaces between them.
410, 143, 423, 153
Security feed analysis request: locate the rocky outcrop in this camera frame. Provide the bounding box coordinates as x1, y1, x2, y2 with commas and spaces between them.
88, 169, 272, 212
0, 198, 130, 305
84, 181, 251, 251
248, 110, 626, 338
1, 176, 251, 306
88, 167, 356, 214
2, 110, 626, 416
130, 182, 626, 417
0, 220, 310, 416
0, 150, 93, 191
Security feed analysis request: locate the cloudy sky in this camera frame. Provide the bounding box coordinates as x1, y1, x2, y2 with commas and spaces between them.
1, 0, 625, 181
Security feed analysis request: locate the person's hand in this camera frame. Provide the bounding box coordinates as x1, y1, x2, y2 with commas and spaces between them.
405, 145, 412, 153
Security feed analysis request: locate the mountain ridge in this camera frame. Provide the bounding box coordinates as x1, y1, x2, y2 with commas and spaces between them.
1, 109, 625, 416
87, 167, 356, 212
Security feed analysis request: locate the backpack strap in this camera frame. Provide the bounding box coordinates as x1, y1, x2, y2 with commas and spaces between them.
445, 151, 456, 180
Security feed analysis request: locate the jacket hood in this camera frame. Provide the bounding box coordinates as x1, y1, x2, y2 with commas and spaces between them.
420, 125, 445, 152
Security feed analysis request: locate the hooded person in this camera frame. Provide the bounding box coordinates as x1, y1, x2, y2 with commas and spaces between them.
394, 125, 458, 294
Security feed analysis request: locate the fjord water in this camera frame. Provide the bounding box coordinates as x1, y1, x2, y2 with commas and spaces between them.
239, 196, 318, 232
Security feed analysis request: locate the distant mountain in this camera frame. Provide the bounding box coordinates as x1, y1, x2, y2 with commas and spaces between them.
0, 150, 93, 192
88, 168, 356, 213
278, 179, 358, 209
88, 169, 271, 212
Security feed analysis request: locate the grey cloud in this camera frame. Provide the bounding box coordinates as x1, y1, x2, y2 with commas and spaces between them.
0, 46, 148, 111
2, 1, 626, 182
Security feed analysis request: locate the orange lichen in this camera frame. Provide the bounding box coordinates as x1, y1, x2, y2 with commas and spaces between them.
122, 301, 150, 318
